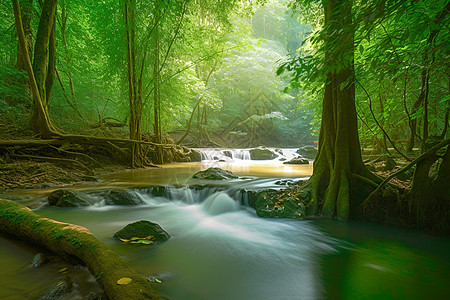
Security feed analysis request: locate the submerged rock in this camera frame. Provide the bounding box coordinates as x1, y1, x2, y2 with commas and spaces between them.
147, 271, 177, 284
38, 276, 72, 300
113, 220, 170, 243
283, 157, 309, 165
48, 190, 90, 207
192, 167, 238, 180
296, 146, 317, 160
28, 253, 46, 269
249, 147, 278, 160
104, 190, 145, 206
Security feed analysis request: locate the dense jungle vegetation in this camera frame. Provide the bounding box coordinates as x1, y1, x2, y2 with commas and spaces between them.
0, 0, 449, 298
1, 0, 448, 225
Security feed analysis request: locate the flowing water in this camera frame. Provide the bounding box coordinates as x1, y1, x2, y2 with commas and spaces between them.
1, 148, 449, 299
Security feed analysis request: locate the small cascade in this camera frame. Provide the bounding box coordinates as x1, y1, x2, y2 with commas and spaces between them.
278, 148, 300, 161
199, 149, 251, 162
202, 192, 240, 215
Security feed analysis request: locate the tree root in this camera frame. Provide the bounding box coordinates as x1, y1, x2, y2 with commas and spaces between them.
10, 153, 94, 175
362, 138, 450, 207
0, 199, 163, 299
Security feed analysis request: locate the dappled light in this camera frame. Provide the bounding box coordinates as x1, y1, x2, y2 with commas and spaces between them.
0, 0, 449, 299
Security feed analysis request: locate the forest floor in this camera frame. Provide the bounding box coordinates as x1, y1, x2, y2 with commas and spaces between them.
0, 118, 134, 193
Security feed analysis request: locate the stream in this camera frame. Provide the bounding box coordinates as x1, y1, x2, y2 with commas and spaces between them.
1, 148, 449, 299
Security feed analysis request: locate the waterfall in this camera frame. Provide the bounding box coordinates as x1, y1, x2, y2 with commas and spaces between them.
198, 148, 301, 162
199, 149, 251, 162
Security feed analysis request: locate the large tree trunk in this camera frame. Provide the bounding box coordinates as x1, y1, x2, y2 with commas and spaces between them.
305, 0, 378, 220
16, 0, 33, 71
0, 199, 162, 299
13, 0, 60, 138
125, 0, 147, 167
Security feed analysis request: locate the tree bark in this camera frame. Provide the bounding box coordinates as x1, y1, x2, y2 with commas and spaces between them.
305, 0, 379, 220
16, 0, 33, 71
0, 199, 162, 299
13, 0, 60, 138
153, 1, 163, 164
125, 0, 147, 167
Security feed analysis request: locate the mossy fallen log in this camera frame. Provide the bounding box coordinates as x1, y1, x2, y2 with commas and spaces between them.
0, 199, 162, 300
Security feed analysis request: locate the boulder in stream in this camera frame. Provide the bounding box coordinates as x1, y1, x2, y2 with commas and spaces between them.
113, 220, 170, 243
255, 189, 306, 220
192, 167, 238, 180
283, 157, 309, 165
296, 146, 317, 160
188, 149, 202, 162
48, 190, 90, 207
104, 190, 145, 206
249, 147, 278, 160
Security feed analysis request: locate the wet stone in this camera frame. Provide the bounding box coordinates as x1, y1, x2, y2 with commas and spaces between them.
104, 190, 145, 206
283, 157, 309, 165
296, 146, 317, 160
29, 253, 46, 269
48, 190, 90, 207
249, 147, 278, 160
38, 276, 72, 300
113, 220, 170, 243
192, 167, 238, 180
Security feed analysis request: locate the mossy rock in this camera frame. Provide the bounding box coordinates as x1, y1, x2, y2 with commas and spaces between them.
188, 149, 202, 162
296, 146, 318, 160
48, 190, 90, 207
104, 190, 145, 206
283, 157, 309, 165
192, 167, 238, 180
255, 190, 305, 220
113, 220, 170, 243
249, 147, 278, 160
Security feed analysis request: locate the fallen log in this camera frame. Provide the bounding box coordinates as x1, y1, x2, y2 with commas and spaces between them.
0, 199, 162, 299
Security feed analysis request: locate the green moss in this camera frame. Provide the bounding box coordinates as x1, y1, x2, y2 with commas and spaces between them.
96, 272, 104, 280
89, 245, 98, 253
71, 237, 83, 248
0, 209, 26, 225
53, 230, 66, 240
31, 220, 44, 232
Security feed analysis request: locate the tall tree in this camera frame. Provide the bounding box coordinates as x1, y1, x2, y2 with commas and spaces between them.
124, 0, 147, 167
13, 0, 60, 138
304, 0, 378, 219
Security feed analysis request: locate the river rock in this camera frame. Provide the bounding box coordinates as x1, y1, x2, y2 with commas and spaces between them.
104, 190, 145, 205
296, 146, 317, 160
38, 276, 72, 300
223, 150, 233, 158
283, 157, 309, 165
147, 271, 177, 284
113, 220, 170, 242
192, 167, 238, 180
48, 190, 90, 207
249, 147, 278, 160
188, 149, 202, 162
28, 253, 46, 268
255, 189, 306, 220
